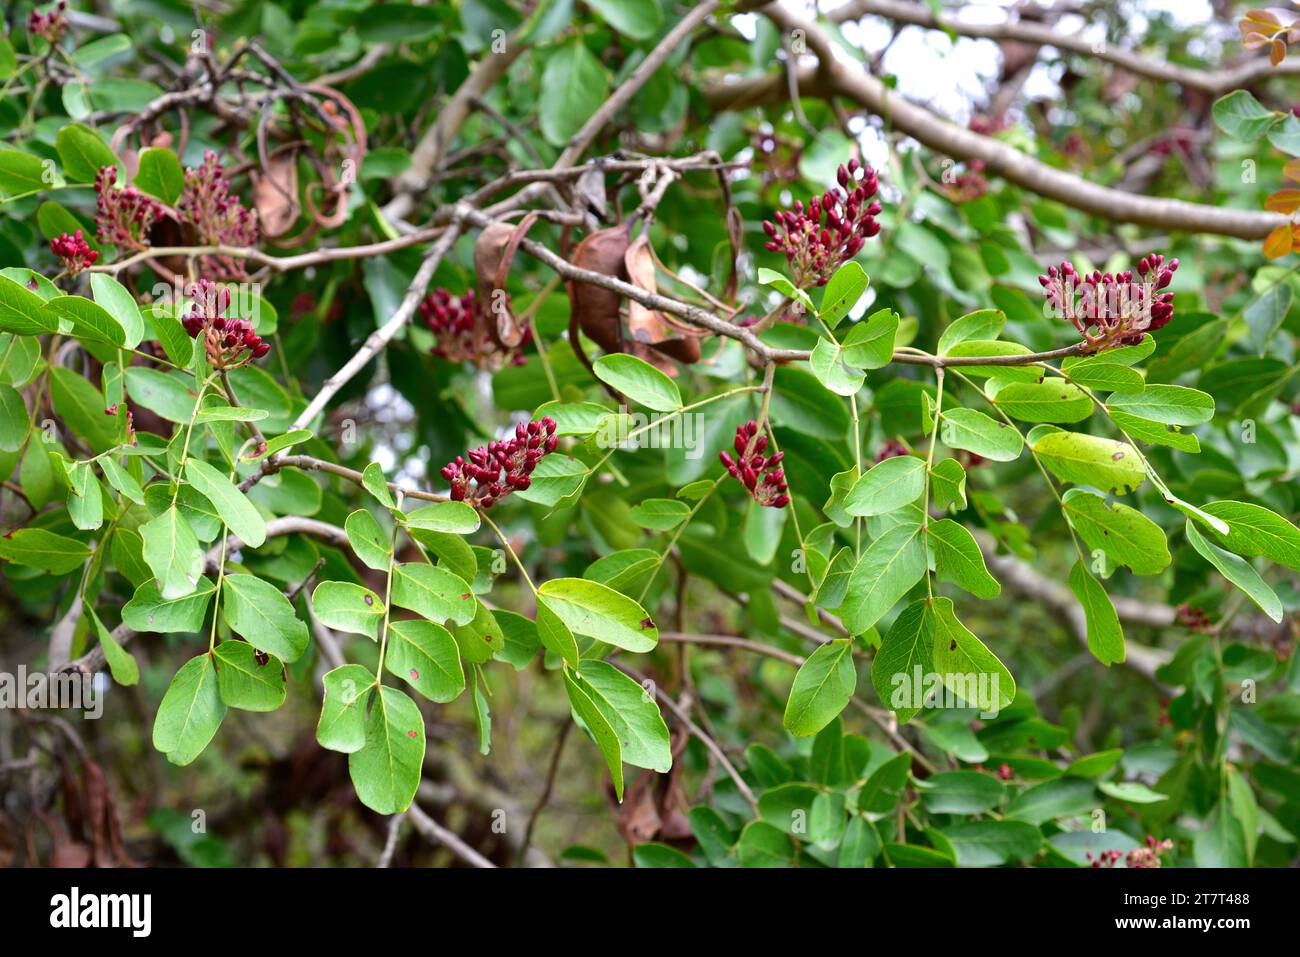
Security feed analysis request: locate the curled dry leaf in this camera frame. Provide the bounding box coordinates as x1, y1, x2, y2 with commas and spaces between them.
624, 233, 674, 345
1262, 222, 1295, 259
473, 218, 538, 348
252, 146, 302, 239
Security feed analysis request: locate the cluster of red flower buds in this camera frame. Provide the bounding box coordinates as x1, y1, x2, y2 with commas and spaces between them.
95, 167, 161, 252
1087, 836, 1173, 869
178, 151, 260, 279
28, 1, 67, 43
49, 230, 98, 275
418, 287, 530, 367
719, 421, 789, 509
181, 280, 270, 367
874, 438, 910, 463
1175, 603, 1212, 632
761, 158, 882, 288
1038, 253, 1179, 351
440, 417, 558, 509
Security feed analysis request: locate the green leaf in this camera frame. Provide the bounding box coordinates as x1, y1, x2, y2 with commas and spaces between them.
940, 821, 1041, 867
928, 519, 1000, 598
1061, 488, 1170, 576
930, 458, 967, 511
1107, 410, 1200, 452
991, 380, 1093, 423
1097, 781, 1167, 804
1066, 362, 1144, 393
140, 505, 204, 600
401, 501, 480, 534
1107, 384, 1213, 426
386, 619, 465, 703
87, 607, 138, 686
843, 455, 925, 517
134, 146, 184, 203
592, 353, 681, 411
1065, 562, 1124, 665
536, 597, 580, 669
573, 660, 671, 772
586, 0, 662, 39
1031, 430, 1144, 494
629, 497, 690, 530
840, 308, 898, 369
195, 404, 268, 423
819, 261, 869, 328
783, 639, 856, 737
125, 367, 197, 423
872, 598, 934, 723
809, 337, 866, 396
348, 686, 425, 814
743, 496, 786, 565
939, 408, 1023, 462
633, 843, 695, 868
311, 580, 385, 640
214, 641, 286, 711
361, 461, 395, 508
511, 453, 587, 506
1202, 501, 1300, 571
938, 308, 1004, 354
539, 42, 610, 147
88, 274, 144, 349
1211, 90, 1277, 141
55, 123, 118, 183
391, 562, 478, 626
840, 524, 927, 634
152, 654, 225, 766
536, 577, 657, 652
772, 366, 851, 438
564, 668, 625, 801
222, 573, 310, 662
317, 664, 374, 754
931, 597, 1015, 712
344, 508, 390, 571
1185, 521, 1282, 623
451, 598, 506, 665
1193, 801, 1247, 868
858, 751, 912, 813
1004, 776, 1096, 825
45, 295, 125, 346
943, 340, 1039, 381
184, 458, 266, 548
122, 577, 215, 633
0, 275, 59, 335
921, 771, 1004, 814
0, 385, 29, 452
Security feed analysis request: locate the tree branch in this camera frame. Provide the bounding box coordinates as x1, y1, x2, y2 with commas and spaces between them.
706, 4, 1287, 240
836, 0, 1300, 96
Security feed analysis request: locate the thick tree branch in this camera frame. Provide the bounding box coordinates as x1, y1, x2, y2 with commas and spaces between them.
706, 5, 1287, 240
835, 0, 1300, 96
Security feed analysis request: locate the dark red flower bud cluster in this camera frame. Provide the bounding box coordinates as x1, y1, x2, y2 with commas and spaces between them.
719, 421, 789, 508
50, 230, 99, 275
95, 167, 161, 252
440, 417, 558, 509
1039, 252, 1178, 351
761, 158, 882, 288
182, 279, 270, 367
178, 151, 260, 279
874, 438, 910, 463
1087, 836, 1173, 869
418, 287, 531, 368
1175, 603, 1212, 632
28, 1, 67, 43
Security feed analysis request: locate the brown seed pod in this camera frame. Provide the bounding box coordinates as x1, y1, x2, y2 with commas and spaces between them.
568, 225, 701, 370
